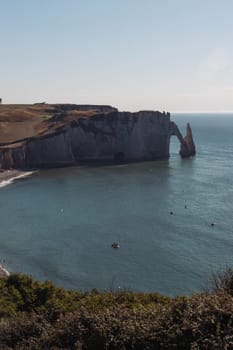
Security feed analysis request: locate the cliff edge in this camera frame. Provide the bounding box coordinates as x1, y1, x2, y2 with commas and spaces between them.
0, 104, 195, 169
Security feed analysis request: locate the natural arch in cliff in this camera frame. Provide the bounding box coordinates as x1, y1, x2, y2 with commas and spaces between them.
170, 122, 196, 158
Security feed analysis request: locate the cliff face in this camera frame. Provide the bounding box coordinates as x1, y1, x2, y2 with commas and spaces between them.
25, 111, 174, 168
0, 106, 195, 169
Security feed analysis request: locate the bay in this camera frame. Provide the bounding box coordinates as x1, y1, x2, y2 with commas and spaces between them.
1, 113, 233, 296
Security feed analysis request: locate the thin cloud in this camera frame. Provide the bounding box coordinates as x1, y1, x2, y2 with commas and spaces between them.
198, 48, 233, 80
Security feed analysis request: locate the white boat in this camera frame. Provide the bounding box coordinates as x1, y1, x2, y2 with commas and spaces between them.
112, 242, 120, 249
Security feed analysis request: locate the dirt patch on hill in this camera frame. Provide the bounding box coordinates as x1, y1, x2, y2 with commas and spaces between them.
0, 104, 53, 142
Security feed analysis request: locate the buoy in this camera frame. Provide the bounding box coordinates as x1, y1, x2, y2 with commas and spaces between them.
211, 222, 215, 227
170, 211, 174, 215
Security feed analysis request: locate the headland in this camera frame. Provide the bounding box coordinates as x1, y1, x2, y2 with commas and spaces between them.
0, 103, 195, 169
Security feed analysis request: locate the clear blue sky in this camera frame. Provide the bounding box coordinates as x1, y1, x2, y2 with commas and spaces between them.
1, 0, 233, 111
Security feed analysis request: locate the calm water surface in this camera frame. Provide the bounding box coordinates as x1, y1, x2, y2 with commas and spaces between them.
1, 113, 233, 296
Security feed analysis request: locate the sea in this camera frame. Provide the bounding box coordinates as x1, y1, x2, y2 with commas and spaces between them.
0, 113, 233, 296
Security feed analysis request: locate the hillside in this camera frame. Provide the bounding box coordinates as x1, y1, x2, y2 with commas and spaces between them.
0, 103, 116, 144
0, 272, 232, 349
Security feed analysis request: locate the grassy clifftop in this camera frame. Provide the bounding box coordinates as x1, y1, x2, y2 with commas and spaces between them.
0, 104, 116, 144
1, 272, 233, 349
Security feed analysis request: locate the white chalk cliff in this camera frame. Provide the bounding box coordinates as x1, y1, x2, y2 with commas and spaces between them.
0, 106, 195, 169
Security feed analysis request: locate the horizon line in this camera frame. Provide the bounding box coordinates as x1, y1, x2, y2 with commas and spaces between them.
170, 110, 233, 114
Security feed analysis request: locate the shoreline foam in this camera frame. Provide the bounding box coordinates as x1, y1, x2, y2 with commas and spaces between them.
0, 170, 35, 188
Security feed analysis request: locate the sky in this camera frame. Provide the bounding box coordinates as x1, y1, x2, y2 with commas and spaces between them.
1, 0, 233, 112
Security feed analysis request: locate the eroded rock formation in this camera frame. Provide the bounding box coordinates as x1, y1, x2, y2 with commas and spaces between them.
0, 105, 195, 169
179, 123, 196, 158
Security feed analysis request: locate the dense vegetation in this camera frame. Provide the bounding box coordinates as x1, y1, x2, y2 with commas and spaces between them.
1, 271, 233, 349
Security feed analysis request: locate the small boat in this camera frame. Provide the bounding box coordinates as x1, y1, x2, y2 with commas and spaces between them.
112, 242, 120, 249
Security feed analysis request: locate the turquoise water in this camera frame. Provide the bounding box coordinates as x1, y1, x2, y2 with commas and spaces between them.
1, 113, 233, 296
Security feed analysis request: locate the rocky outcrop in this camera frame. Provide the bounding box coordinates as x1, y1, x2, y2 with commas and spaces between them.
0, 106, 195, 169
179, 123, 196, 158
0, 263, 10, 277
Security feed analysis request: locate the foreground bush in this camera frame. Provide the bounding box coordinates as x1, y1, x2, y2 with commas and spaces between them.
210, 267, 233, 295
1, 273, 233, 349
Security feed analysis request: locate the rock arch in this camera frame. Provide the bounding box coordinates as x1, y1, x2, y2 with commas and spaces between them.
170, 122, 196, 158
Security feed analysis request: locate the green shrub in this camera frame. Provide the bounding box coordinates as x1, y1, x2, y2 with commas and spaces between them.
1, 272, 233, 349
210, 267, 233, 295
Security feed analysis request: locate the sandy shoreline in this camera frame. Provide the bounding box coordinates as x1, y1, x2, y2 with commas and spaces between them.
0, 170, 25, 182
0, 169, 35, 187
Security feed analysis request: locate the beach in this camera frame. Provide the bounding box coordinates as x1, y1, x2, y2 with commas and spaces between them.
0, 169, 35, 188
